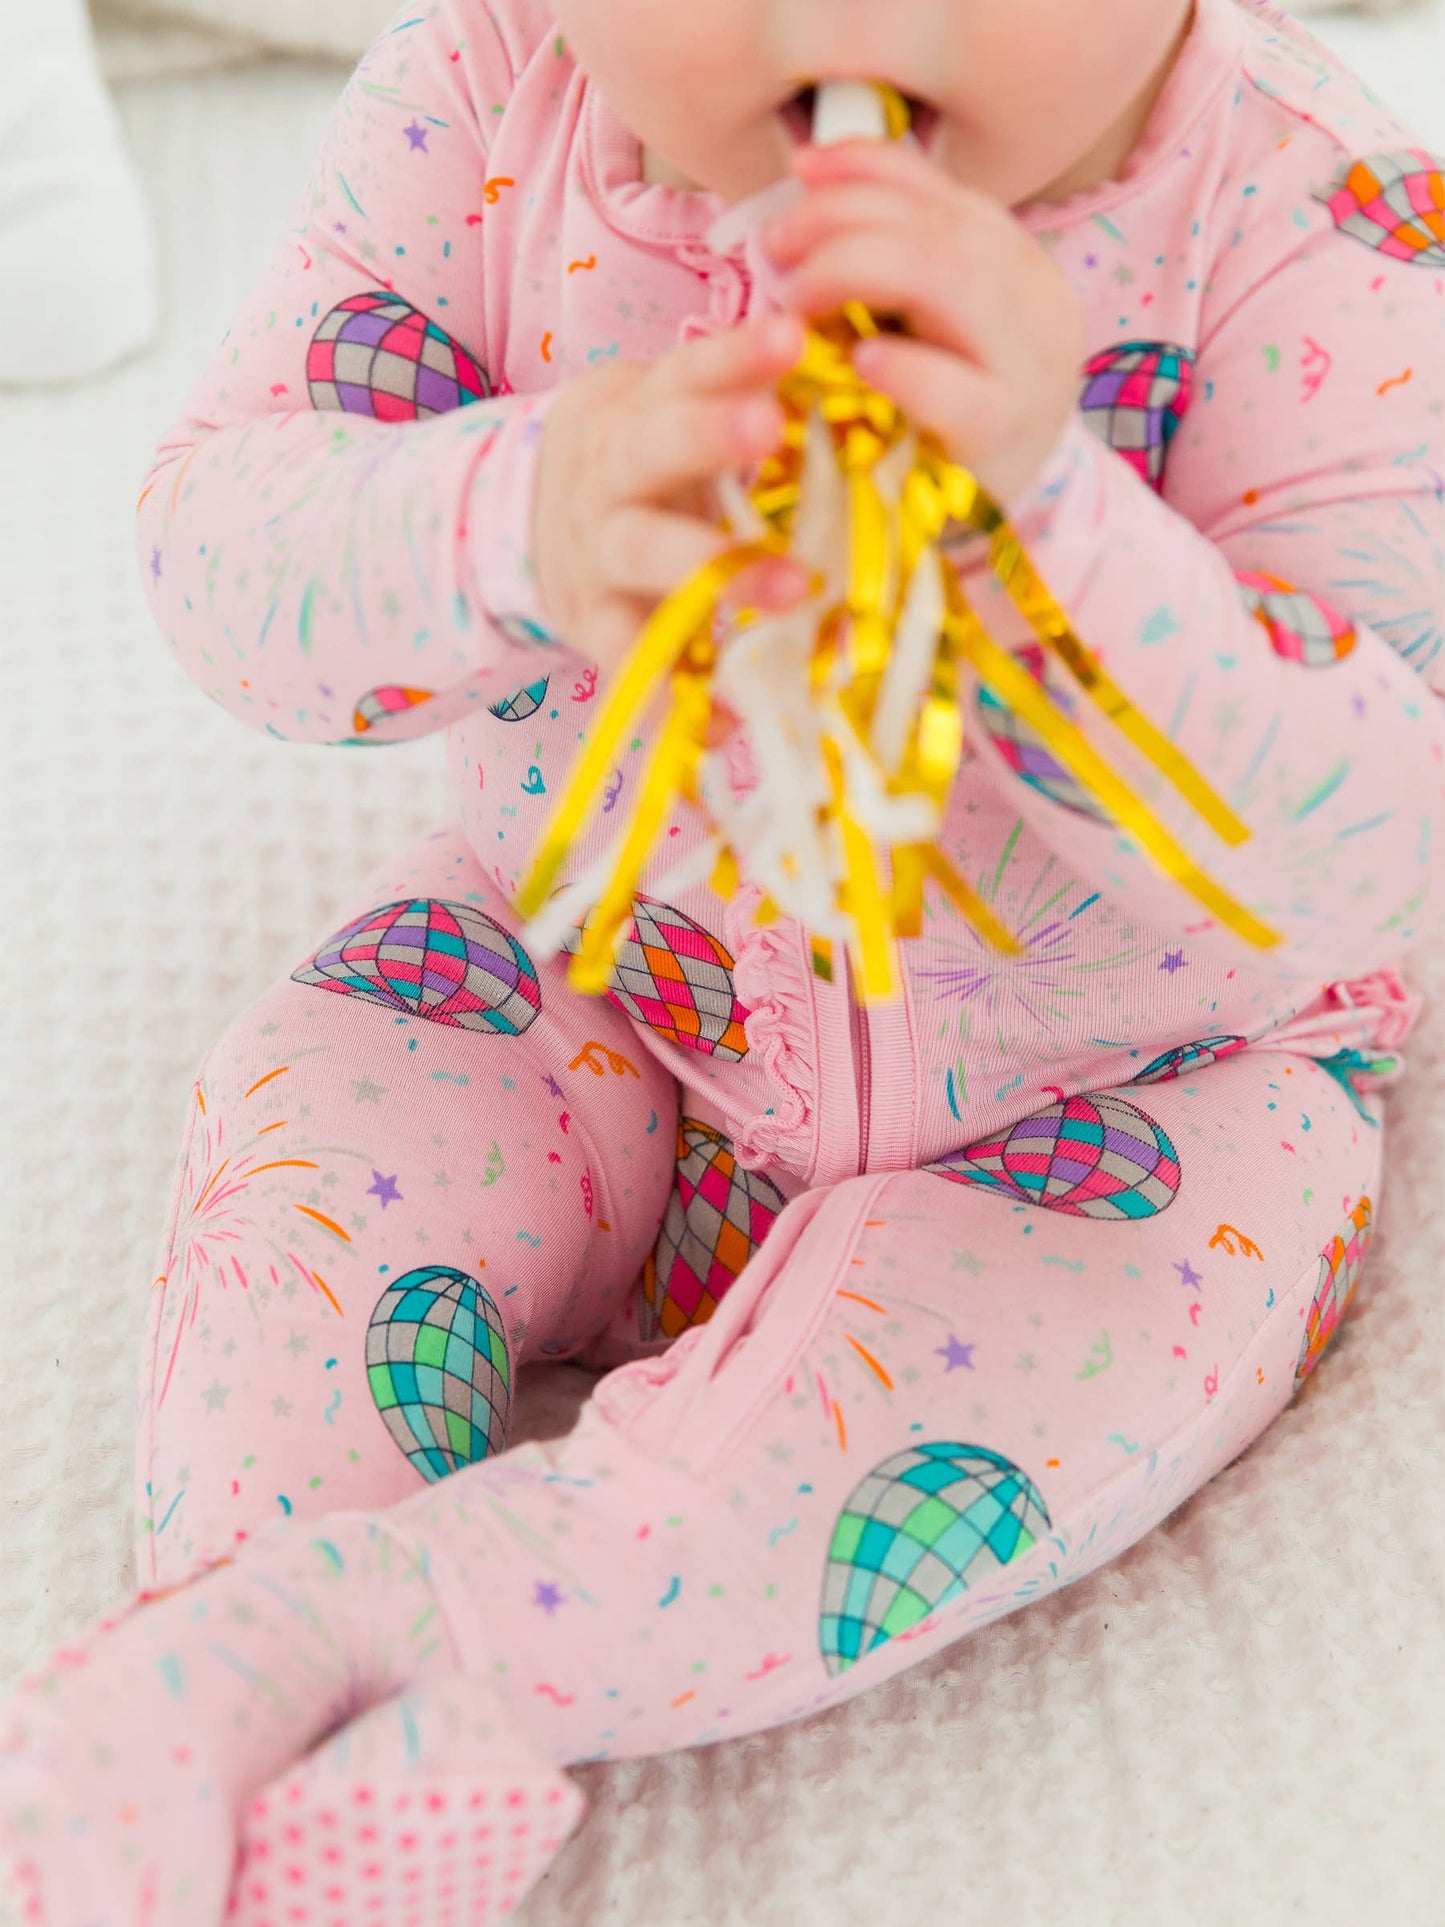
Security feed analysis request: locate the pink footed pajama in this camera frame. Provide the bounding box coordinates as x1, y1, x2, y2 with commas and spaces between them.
3, 2, 1444, 1923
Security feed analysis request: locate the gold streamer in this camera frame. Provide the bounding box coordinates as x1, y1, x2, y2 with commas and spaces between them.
516, 83, 1279, 1007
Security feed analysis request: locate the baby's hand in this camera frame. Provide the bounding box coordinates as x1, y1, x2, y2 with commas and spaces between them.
761, 137, 1086, 508
534, 315, 816, 682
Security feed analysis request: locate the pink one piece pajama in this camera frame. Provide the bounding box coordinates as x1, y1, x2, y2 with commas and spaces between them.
3, 1, 1444, 1923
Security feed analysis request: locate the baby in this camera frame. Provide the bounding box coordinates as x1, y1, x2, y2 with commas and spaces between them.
3, 0, 1444, 1920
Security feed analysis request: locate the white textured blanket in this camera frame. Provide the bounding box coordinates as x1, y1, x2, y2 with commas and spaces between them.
1, 50, 1442, 1927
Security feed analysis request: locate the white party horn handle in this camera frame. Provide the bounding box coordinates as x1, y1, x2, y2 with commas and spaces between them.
810, 80, 889, 146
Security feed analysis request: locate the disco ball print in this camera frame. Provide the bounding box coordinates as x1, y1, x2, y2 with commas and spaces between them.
974, 642, 1113, 824
292, 898, 541, 1035
1295, 1198, 1373, 1388
820, 1441, 1051, 1676
488, 676, 550, 722
927, 1093, 1182, 1219
564, 897, 751, 1059
367, 1265, 511, 1481
352, 685, 435, 735
1236, 571, 1357, 668
1077, 341, 1195, 490
307, 293, 490, 419
1129, 1036, 1248, 1085
1314, 151, 1445, 266
641, 1119, 784, 1340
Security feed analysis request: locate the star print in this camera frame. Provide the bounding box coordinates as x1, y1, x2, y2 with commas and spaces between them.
950, 1249, 984, 1274
368, 1171, 403, 1208
765, 1442, 794, 1463
1173, 1258, 1203, 1289
433, 1170, 451, 1189
259, 1021, 280, 1037
404, 120, 429, 151
1016, 1353, 1038, 1373
533, 1581, 565, 1614
220, 1339, 236, 1357
150, 547, 162, 580
280, 1279, 299, 1301
354, 1079, 387, 1104
202, 1380, 229, 1413
936, 1335, 976, 1372
1159, 949, 1188, 973
272, 1396, 292, 1418
286, 1332, 310, 1358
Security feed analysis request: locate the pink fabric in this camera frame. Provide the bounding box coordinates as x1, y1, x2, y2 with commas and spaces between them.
0, 824, 1388, 1925
131, 0, 1445, 1197
3, 3, 1443, 1920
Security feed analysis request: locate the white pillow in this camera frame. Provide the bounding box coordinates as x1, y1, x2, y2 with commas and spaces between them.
0, 0, 158, 383
96, 0, 396, 61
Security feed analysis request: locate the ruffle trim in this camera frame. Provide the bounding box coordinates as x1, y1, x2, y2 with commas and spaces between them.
1265, 966, 1420, 1079
725, 884, 820, 1172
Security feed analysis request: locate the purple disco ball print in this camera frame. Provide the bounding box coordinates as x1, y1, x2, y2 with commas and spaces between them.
1129, 1037, 1247, 1085
974, 643, 1113, 823
928, 1093, 1181, 1219
292, 898, 541, 1035
1078, 341, 1195, 490
307, 293, 490, 421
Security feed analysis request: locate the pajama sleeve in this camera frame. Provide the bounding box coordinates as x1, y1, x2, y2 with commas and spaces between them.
135, 0, 564, 749
958, 159, 1445, 987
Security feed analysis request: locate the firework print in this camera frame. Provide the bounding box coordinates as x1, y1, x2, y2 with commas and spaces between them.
37, 0, 1443, 1913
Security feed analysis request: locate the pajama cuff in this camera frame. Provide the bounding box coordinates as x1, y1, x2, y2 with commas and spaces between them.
464, 385, 568, 650
996, 407, 1108, 617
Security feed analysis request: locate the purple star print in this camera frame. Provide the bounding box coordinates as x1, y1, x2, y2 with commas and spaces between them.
404, 120, 429, 152
533, 1581, 565, 1613
1159, 949, 1188, 973
1173, 1257, 1203, 1289
935, 1335, 976, 1372
367, 1171, 403, 1208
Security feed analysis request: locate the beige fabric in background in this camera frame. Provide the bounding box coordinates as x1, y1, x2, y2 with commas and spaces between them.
2, 19, 1443, 1927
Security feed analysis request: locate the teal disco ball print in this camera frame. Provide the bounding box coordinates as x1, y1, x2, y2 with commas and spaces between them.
820, 1441, 1051, 1676
367, 1265, 512, 1481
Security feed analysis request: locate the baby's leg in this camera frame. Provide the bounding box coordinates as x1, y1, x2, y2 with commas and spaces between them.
0, 1051, 1382, 1924
135, 821, 678, 1588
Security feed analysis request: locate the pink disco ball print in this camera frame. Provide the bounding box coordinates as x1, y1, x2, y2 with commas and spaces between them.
1295, 1198, 1373, 1387
1235, 571, 1357, 668
307, 293, 490, 420
563, 896, 751, 1060
974, 642, 1113, 824
291, 898, 541, 1035
1077, 341, 1195, 490
1314, 151, 1445, 266
1129, 1036, 1248, 1085
641, 1119, 784, 1339
928, 1093, 1181, 1219
351, 685, 435, 735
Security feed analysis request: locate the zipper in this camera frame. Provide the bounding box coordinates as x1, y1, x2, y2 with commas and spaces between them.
849, 976, 872, 1176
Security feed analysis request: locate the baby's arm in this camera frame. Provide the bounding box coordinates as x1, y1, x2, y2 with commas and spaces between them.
957, 161, 1445, 988
136, 0, 563, 747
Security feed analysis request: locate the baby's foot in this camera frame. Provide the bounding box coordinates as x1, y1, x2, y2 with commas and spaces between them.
0, 1510, 577, 1924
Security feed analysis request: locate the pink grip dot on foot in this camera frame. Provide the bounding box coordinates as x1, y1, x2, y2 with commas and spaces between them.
225, 1678, 585, 1927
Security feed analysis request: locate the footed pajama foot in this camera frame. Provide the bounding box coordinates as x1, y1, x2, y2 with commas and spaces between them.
229, 1680, 584, 1926
0, 1512, 533, 1926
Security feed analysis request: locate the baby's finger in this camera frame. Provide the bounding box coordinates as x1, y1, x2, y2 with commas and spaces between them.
611, 391, 785, 505
596, 503, 748, 600
651, 312, 804, 400
779, 223, 1002, 368
762, 179, 949, 271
